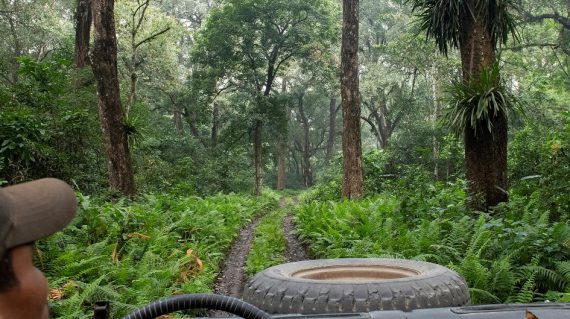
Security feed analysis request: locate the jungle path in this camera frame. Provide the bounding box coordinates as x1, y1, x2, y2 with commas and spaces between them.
281, 196, 309, 262
213, 196, 308, 302
213, 216, 262, 298
283, 213, 309, 262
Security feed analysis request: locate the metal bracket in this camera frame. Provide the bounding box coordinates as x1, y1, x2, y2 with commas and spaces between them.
94, 301, 111, 319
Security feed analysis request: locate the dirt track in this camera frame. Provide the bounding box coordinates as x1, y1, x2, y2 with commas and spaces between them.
213, 216, 262, 298
283, 214, 309, 262
213, 196, 308, 304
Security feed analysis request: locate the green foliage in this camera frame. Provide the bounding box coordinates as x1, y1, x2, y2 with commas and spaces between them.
295, 176, 570, 304
190, 0, 340, 166
509, 112, 570, 220
0, 109, 51, 172
444, 64, 520, 135
306, 144, 465, 202
244, 210, 287, 277
40, 191, 277, 318
1, 0, 569, 313
0, 56, 102, 188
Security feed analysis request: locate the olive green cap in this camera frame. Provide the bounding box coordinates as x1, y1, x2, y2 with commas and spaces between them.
0, 178, 77, 259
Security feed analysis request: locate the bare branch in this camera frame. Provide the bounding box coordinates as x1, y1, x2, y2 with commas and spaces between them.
0, 72, 15, 85
310, 129, 327, 156
134, 26, 171, 49
362, 115, 384, 148
501, 43, 560, 51
274, 50, 296, 76
133, 0, 150, 35
520, 10, 570, 30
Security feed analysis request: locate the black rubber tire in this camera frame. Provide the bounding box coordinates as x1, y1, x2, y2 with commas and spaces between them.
242, 258, 470, 314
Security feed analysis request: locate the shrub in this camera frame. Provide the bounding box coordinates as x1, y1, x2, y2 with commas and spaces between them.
40, 192, 277, 318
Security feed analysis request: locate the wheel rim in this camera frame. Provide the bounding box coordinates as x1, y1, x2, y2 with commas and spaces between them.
292, 264, 420, 282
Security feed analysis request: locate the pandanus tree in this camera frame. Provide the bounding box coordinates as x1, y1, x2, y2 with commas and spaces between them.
409, 0, 519, 209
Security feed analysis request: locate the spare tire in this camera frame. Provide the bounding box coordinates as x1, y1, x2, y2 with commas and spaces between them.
243, 258, 470, 314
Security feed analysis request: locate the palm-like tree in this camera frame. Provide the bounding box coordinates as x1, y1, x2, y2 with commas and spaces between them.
409, 0, 518, 208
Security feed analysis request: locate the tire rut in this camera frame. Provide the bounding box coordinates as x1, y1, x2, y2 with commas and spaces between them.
283, 197, 309, 262
214, 216, 262, 298
212, 196, 307, 317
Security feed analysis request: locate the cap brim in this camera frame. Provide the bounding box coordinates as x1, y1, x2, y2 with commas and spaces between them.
2, 178, 77, 249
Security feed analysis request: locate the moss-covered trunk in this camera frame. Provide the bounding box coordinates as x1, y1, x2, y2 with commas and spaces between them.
459, 1, 508, 208
92, 0, 135, 197
73, 0, 91, 68
341, 0, 363, 199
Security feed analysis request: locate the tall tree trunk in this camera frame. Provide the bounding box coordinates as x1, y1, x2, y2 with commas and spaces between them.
173, 109, 184, 135
459, 1, 507, 208
253, 119, 263, 195
253, 71, 277, 195
277, 79, 288, 190
325, 97, 337, 162
2, 0, 21, 83
73, 0, 92, 68
277, 141, 286, 190
128, 67, 137, 117
211, 102, 219, 147
431, 66, 441, 180
297, 92, 313, 187
341, 0, 363, 199
92, 0, 136, 197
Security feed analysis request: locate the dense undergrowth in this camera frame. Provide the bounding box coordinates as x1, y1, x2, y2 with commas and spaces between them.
38, 192, 278, 318
296, 179, 570, 304
294, 114, 570, 304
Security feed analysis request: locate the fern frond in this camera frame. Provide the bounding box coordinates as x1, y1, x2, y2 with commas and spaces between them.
521, 265, 568, 291
556, 261, 570, 283
469, 287, 502, 304
467, 216, 492, 256
489, 256, 515, 301
430, 244, 461, 262
510, 273, 537, 303
443, 216, 471, 252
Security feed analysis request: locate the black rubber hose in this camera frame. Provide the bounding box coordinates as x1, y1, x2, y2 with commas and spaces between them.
122, 294, 272, 319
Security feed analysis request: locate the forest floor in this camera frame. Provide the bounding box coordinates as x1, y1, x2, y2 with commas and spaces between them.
213, 196, 308, 302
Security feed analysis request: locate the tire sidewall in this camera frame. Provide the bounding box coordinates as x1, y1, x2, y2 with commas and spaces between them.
243, 258, 470, 314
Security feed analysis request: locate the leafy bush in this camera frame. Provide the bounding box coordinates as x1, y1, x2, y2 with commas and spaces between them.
509, 112, 570, 221
39, 192, 277, 318
0, 56, 103, 190
295, 180, 570, 304
132, 116, 255, 196
0, 109, 53, 181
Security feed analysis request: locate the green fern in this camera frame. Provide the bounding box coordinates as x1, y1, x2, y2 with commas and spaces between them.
450, 252, 490, 292
430, 244, 461, 262
489, 256, 515, 301
521, 265, 567, 292
466, 216, 492, 257
510, 273, 537, 303
469, 288, 502, 304
443, 216, 471, 253
556, 261, 570, 283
